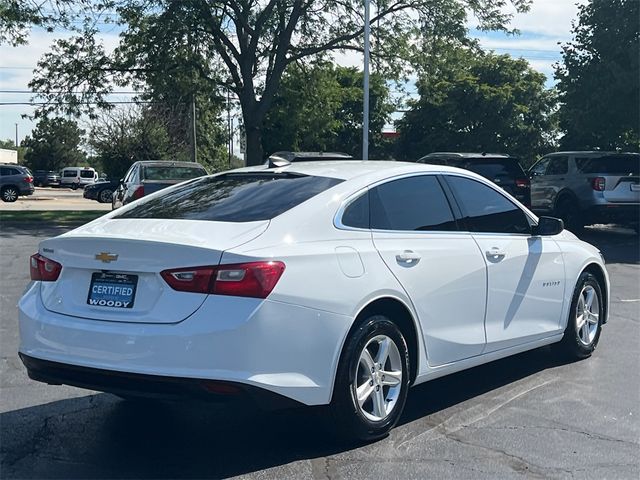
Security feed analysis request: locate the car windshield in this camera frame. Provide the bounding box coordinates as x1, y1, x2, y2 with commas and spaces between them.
575, 155, 640, 175
115, 172, 343, 222
142, 166, 207, 181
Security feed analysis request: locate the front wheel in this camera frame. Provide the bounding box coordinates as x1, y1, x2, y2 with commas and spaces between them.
557, 272, 604, 360
555, 197, 584, 232
329, 315, 410, 441
1, 186, 19, 202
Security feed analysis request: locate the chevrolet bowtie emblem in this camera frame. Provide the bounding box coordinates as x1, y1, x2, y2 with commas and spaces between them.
95, 252, 118, 263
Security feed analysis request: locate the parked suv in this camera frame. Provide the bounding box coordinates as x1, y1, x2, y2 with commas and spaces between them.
112, 161, 208, 209
0, 164, 34, 202
417, 153, 531, 207
529, 151, 640, 231
33, 170, 60, 187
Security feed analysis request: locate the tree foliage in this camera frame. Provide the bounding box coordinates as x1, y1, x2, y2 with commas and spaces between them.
555, 0, 639, 151
25, 0, 531, 165
262, 63, 394, 158
396, 50, 556, 165
22, 117, 86, 171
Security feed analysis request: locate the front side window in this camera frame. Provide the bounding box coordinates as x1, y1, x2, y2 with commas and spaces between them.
446, 176, 531, 234
369, 175, 457, 231
530, 158, 550, 176
116, 172, 343, 222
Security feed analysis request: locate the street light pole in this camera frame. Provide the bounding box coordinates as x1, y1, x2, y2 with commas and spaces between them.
362, 0, 371, 161
15, 123, 18, 147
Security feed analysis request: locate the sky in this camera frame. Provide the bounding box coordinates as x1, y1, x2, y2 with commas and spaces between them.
0, 0, 585, 146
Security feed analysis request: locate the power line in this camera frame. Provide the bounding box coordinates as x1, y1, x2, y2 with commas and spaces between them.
0, 101, 159, 106
0, 90, 142, 94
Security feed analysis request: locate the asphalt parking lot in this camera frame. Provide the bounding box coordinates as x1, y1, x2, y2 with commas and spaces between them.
0, 187, 112, 211
0, 223, 638, 479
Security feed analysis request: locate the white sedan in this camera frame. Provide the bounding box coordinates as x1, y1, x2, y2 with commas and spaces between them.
18, 161, 609, 440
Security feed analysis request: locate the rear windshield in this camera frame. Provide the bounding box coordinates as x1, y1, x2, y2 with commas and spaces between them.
575, 155, 640, 175
80, 170, 95, 178
448, 159, 525, 179
143, 166, 207, 181
115, 172, 343, 222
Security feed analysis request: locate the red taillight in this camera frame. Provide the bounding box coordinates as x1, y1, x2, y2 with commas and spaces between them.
515, 178, 530, 188
591, 177, 606, 191
25, 176, 33, 183
161, 261, 285, 299
30, 253, 62, 281
132, 185, 145, 199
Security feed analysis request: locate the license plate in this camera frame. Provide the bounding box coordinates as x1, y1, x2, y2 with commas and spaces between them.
87, 272, 138, 308
631, 183, 639, 191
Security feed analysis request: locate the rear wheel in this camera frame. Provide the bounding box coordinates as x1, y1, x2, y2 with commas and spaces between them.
329, 315, 410, 441
1, 186, 19, 202
555, 196, 584, 232
98, 188, 113, 203
70, 183, 79, 190
557, 272, 603, 360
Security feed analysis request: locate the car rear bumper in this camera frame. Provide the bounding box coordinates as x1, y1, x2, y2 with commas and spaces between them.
18, 283, 351, 406
585, 204, 640, 225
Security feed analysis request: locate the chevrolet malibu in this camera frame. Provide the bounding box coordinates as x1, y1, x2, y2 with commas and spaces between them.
18, 161, 609, 440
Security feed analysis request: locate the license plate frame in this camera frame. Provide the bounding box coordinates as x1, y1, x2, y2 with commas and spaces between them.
87, 272, 138, 308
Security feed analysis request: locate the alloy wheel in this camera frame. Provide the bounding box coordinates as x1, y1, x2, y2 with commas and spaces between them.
576, 285, 599, 346
2, 187, 18, 202
354, 334, 403, 422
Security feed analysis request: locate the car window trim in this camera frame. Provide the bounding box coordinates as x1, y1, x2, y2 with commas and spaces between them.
440, 173, 537, 235
334, 172, 463, 234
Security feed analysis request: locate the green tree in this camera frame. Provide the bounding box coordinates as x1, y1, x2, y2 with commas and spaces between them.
262, 63, 394, 158
396, 50, 556, 165
555, 0, 639, 151
22, 117, 85, 171
25, 0, 531, 165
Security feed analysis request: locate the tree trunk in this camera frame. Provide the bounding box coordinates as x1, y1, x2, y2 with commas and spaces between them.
244, 121, 265, 166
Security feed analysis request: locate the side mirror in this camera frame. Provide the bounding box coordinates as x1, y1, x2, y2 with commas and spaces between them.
532, 216, 564, 236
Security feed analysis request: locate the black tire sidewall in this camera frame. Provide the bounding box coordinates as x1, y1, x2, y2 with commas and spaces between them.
331, 315, 410, 441
99, 189, 113, 203
563, 272, 603, 359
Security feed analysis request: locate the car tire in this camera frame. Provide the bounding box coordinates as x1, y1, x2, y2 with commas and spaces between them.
70, 183, 79, 190
557, 272, 604, 360
1, 186, 19, 202
98, 188, 113, 203
554, 196, 584, 232
329, 315, 410, 442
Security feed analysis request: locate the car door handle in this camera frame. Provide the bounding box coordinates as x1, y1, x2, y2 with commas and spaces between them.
396, 250, 421, 265
486, 247, 506, 260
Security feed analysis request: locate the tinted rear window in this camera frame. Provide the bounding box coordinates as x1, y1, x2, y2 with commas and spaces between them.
80, 170, 95, 178
143, 166, 207, 181
449, 159, 525, 180
116, 173, 343, 222
575, 155, 640, 175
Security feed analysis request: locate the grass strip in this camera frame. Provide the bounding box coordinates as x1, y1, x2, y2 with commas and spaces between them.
0, 210, 108, 224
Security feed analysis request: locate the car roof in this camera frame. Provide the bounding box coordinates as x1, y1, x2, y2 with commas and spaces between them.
270, 151, 353, 161
231, 160, 479, 182
135, 160, 206, 168
544, 151, 639, 157
420, 152, 516, 160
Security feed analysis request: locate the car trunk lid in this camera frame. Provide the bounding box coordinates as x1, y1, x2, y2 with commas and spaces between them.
38, 218, 269, 323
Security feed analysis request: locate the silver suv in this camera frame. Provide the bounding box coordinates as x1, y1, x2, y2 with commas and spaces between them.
0, 164, 35, 202
529, 151, 639, 231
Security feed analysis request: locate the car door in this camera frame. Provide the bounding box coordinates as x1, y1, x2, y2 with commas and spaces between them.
370, 174, 488, 367
444, 175, 566, 352
113, 164, 137, 208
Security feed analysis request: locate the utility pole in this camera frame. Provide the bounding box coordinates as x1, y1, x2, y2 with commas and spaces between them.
191, 94, 197, 162
362, 0, 371, 161
227, 88, 232, 165
15, 123, 18, 147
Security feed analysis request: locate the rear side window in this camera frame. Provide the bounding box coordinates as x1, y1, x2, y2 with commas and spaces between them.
63, 170, 78, 177
446, 176, 531, 234
143, 166, 207, 181
369, 175, 457, 231
342, 192, 370, 228
575, 155, 640, 175
116, 173, 343, 222
546, 156, 569, 175
1, 167, 20, 176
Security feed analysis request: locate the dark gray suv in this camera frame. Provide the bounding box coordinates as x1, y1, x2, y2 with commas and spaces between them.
0, 164, 35, 202
529, 151, 639, 231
